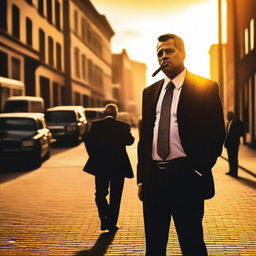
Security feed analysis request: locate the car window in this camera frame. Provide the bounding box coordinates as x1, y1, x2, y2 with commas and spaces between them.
4, 101, 28, 112
45, 111, 76, 122
0, 118, 36, 131
85, 110, 104, 120
30, 101, 44, 113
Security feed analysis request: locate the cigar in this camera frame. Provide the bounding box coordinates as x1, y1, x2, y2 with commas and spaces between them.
152, 64, 166, 77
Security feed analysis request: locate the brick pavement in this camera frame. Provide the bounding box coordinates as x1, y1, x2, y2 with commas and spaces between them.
0, 128, 255, 256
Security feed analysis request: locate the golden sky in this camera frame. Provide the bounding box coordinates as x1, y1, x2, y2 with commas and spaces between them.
92, 0, 226, 84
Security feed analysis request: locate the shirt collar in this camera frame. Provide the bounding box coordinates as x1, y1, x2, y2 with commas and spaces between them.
104, 116, 115, 119
164, 68, 186, 90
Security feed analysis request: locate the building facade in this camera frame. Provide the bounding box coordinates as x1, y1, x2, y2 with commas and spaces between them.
0, 0, 114, 109
112, 49, 147, 124
226, 0, 256, 146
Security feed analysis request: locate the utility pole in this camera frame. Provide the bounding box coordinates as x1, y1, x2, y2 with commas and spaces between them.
218, 0, 224, 102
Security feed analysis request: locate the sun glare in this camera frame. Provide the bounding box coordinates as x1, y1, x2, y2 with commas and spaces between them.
93, 0, 226, 85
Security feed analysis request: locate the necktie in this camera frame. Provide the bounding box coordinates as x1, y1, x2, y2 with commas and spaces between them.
157, 81, 175, 160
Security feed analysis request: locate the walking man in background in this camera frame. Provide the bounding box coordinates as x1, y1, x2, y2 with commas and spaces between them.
224, 111, 244, 178
137, 33, 225, 256
83, 103, 134, 233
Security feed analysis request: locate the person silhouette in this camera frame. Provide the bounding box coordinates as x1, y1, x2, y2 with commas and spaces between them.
137, 33, 225, 256
224, 111, 244, 177
83, 103, 134, 232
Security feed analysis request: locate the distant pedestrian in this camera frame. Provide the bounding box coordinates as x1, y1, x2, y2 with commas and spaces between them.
83, 103, 134, 233
224, 111, 244, 177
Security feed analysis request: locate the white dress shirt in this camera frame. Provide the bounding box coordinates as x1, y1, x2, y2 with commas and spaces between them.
152, 69, 187, 160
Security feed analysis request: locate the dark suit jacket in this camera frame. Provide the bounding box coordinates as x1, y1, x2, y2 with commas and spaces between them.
84, 117, 134, 178
137, 71, 225, 199
224, 119, 244, 148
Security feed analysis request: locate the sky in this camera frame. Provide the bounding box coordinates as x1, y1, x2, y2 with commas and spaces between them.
92, 0, 226, 85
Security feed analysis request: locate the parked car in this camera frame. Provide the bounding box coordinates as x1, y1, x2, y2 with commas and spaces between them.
0, 113, 51, 168
3, 96, 45, 113
84, 107, 104, 122
45, 106, 87, 145
84, 107, 105, 133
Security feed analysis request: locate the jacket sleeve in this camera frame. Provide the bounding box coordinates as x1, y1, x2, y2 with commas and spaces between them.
137, 89, 147, 184
200, 82, 225, 170
84, 122, 95, 157
124, 123, 135, 146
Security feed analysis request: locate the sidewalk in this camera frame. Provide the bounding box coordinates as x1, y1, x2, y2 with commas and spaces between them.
221, 144, 256, 178
0, 128, 255, 256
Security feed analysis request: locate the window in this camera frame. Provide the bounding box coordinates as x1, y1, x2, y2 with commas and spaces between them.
40, 76, 50, 108
12, 4, 20, 39
250, 19, 255, 51
0, 50, 8, 76
11, 57, 21, 80
26, 17, 33, 46
254, 73, 256, 138
56, 42, 62, 70
83, 95, 89, 107
0, 0, 7, 31
55, 0, 60, 30
53, 82, 59, 106
46, 0, 52, 23
74, 10, 78, 34
75, 92, 80, 105
82, 54, 86, 79
81, 18, 88, 42
25, 0, 33, 4
74, 47, 80, 78
39, 29, 45, 61
38, 0, 44, 16
244, 28, 249, 55
88, 59, 92, 82
48, 36, 54, 66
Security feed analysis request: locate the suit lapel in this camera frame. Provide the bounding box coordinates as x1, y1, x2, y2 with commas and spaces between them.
149, 79, 164, 114
177, 71, 193, 119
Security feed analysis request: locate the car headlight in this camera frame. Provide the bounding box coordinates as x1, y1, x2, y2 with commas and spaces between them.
22, 140, 35, 147
66, 125, 77, 131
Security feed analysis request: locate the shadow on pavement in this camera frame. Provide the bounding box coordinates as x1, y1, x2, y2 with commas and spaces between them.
50, 140, 82, 156
0, 160, 38, 184
236, 176, 256, 190
75, 231, 116, 256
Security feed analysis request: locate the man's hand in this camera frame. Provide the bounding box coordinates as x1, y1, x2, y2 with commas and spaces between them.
138, 184, 143, 201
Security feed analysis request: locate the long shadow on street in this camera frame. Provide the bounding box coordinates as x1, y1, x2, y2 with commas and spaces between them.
0, 141, 79, 184
236, 176, 256, 190
75, 232, 116, 256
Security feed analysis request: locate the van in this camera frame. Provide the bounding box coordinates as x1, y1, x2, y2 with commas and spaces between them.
3, 96, 45, 113
0, 77, 25, 111
45, 105, 87, 145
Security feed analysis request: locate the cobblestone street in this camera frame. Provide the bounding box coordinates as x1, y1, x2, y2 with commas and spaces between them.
0, 129, 255, 256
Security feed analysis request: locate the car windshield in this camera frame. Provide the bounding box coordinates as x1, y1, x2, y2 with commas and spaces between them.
85, 111, 104, 120
45, 111, 76, 122
0, 118, 37, 131
4, 101, 28, 112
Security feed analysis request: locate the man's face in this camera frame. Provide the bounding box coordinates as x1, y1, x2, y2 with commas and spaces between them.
157, 38, 185, 78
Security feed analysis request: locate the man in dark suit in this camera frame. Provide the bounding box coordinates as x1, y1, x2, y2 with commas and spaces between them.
137, 34, 225, 256
224, 111, 244, 177
84, 103, 134, 232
